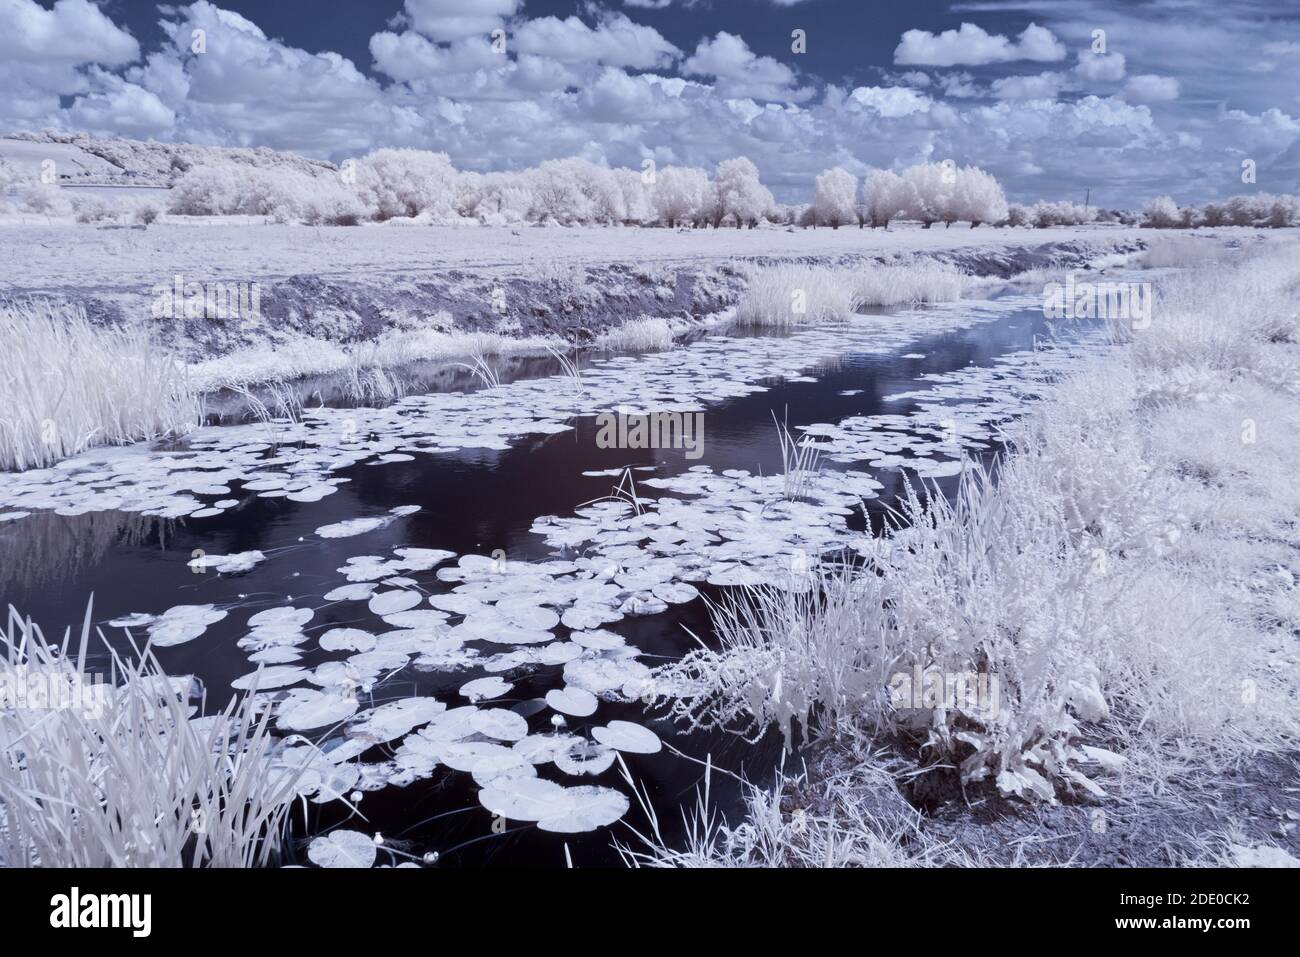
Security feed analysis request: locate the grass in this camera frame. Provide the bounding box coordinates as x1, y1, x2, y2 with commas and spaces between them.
0, 301, 200, 471
615, 751, 983, 867
735, 265, 854, 327
458, 350, 503, 390
735, 260, 966, 327
592, 316, 676, 352
0, 601, 312, 867
647, 239, 1300, 863
544, 344, 586, 392
189, 328, 563, 394
1139, 234, 1228, 268
772, 411, 824, 503
850, 260, 967, 306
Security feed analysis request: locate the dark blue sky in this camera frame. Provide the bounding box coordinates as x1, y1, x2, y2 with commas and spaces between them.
104, 0, 1031, 88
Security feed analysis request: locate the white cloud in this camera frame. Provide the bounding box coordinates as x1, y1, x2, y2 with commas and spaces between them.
68, 70, 174, 137
514, 14, 680, 68
684, 31, 812, 101
1124, 74, 1181, 102
370, 32, 503, 82
0, 0, 142, 131
401, 0, 521, 43
0, 0, 137, 66
849, 86, 933, 118
895, 22, 1065, 67
991, 71, 1067, 100
2, 0, 1294, 209
1075, 50, 1126, 83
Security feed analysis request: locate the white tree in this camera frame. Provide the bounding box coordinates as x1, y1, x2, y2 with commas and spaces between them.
953, 166, 1009, 228
528, 158, 595, 224
652, 166, 708, 227
614, 168, 653, 225
1004, 203, 1031, 227
1030, 200, 1096, 227
813, 166, 858, 229
902, 162, 955, 228
169, 165, 242, 215
711, 157, 773, 228
1141, 195, 1181, 228
862, 169, 911, 228
354, 148, 457, 221
1265, 193, 1300, 227
477, 172, 533, 224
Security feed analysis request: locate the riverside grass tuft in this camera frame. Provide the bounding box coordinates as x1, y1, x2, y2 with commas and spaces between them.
0, 601, 314, 867
0, 301, 200, 471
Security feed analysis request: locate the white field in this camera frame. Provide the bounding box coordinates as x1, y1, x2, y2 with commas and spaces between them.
0, 220, 1150, 294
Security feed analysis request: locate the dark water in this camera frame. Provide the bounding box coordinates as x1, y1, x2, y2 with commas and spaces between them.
0, 299, 1063, 867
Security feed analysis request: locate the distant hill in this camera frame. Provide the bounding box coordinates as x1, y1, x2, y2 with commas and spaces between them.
2, 130, 337, 187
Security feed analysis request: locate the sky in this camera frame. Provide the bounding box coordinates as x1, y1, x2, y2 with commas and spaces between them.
2, 0, 1298, 206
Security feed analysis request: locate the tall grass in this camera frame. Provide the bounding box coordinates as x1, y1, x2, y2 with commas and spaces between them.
593, 317, 676, 352
0, 602, 311, 867
735, 265, 854, 327
655, 242, 1300, 837
735, 260, 966, 327
850, 260, 967, 306
772, 412, 824, 502
0, 301, 200, 471
616, 753, 985, 868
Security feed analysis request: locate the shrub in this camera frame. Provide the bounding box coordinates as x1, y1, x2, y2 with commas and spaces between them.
0, 301, 200, 471
353, 148, 457, 221
0, 602, 314, 867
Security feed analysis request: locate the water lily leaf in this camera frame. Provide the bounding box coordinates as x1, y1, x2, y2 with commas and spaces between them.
591, 720, 662, 754
307, 830, 376, 869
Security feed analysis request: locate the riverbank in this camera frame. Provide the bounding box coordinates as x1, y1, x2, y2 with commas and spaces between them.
636, 235, 1300, 867
1, 222, 1150, 378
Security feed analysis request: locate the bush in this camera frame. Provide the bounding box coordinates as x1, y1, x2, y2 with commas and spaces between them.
0, 301, 200, 471
354, 148, 457, 221
21, 183, 72, 217
1142, 195, 1182, 228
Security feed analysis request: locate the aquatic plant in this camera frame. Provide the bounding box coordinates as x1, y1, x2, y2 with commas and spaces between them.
772, 411, 824, 502
735, 260, 967, 328
592, 316, 675, 352
0, 301, 200, 471
545, 344, 586, 393
0, 601, 313, 867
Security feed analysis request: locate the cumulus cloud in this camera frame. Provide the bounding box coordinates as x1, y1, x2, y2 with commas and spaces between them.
2, 0, 1294, 209
1075, 50, 1126, 83
895, 22, 1065, 67
683, 31, 812, 101
849, 86, 933, 118
401, 0, 521, 43
0, 0, 137, 67
67, 70, 174, 137
514, 13, 680, 68
370, 32, 503, 82
0, 0, 141, 129
1124, 74, 1181, 102
991, 72, 1067, 100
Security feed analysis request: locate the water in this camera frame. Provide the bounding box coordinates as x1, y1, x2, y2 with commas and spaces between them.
0, 289, 1098, 866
